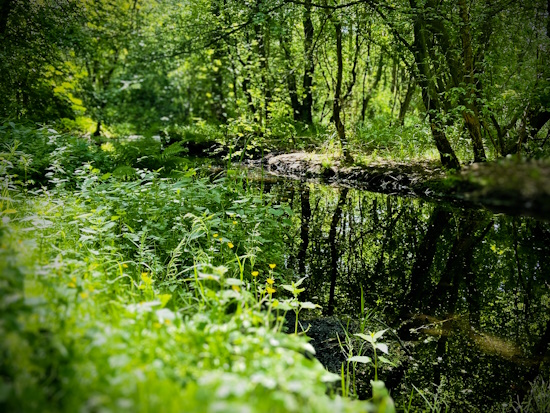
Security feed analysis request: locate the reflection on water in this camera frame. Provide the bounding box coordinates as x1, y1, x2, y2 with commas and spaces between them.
266, 178, 550, 410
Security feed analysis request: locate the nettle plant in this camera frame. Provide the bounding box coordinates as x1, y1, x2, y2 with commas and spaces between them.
337, 323, 397, 406
280, 276, 321, 335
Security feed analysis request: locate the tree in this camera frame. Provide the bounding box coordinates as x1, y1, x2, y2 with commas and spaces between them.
0, 0, 81, 120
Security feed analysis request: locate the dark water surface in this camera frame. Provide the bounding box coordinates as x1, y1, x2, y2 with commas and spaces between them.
263, 176, 550, 410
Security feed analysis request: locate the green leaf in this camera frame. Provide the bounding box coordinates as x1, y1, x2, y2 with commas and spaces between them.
294, 276, 306, 287
300, 301, 319, 310
268, 207, 284, 216
378, 356, 396, 366
355, 333, 375, 344
348, 355, 372, 364
376, 343, 389, 354
158, 294, 172, 308
373, 329, 388, 340
302, 342, 316, 356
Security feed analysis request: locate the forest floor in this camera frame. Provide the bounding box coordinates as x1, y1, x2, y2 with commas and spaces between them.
247, 151, 550, 220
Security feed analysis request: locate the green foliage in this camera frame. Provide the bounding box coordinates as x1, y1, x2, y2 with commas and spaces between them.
354, 118, 436, 162
0, 121, 114, 188
0, 136, 397, 411
511, 377, 550, 413
0, 0, 80, 120
2, 0, 549, 166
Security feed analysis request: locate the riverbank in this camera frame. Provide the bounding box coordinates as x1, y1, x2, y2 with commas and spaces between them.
246, 152, 550, 220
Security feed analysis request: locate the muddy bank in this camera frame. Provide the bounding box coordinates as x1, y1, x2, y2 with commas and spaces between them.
250, 152, 550, 220
258, 152, 445, 196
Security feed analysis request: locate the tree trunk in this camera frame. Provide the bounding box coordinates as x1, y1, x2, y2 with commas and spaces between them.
235, 36, 257, 117
458, 0, 487, 162
210, 0, 227, 124
280, 30, 302, 122
254, 0, 271, 121
463, 111, 486, 162
410, 0, 461, 169
94, 121, 101, 137
331, 17, 353, 163
398, 75, 415, 126
301, 0, 314, 124
361, 53, 383, 122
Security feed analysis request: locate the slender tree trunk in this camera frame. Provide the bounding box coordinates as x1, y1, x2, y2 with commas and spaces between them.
361, 53, 384, 122
330, 16, 353, 163
94, 121, 101, 137
254, 0, 271, 121
280, 30, 302, 122
210, 0, 227, 124
301, 0, 314, 124
235, 36, 257, 117
458, 0, 486, 162
389, 58, 400, 123
398, 75, 415, 126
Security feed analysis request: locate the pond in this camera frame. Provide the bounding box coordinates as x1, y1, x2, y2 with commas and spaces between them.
262, 175, 550, 410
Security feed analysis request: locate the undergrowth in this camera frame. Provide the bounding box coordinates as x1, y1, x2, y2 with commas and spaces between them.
0, 123, 395, 412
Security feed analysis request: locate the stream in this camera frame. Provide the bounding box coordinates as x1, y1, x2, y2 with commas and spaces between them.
261, 174, 550, 410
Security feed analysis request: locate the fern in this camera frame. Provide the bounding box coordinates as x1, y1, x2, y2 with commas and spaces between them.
112, 165, 138, 181
160, 141, 187, 160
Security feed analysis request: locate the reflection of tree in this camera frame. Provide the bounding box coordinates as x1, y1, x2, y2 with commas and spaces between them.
297, 183, 311, 275
270, 180, 550, 410
432, 210, 493, 313
401, 206, 452, 317
327, 188, 348, 316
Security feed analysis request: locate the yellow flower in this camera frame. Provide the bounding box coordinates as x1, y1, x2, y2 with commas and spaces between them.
251, 271, 259, 277
122, 263, 128, 268
269, 263, 276, 270
231, 285, 240, 292
266, 278, 274, 285
266, 287, 276, 294
233, 220, 238, 225
227, 242, 234, 249
79, 292, 89, 299
213, 233, 219, 238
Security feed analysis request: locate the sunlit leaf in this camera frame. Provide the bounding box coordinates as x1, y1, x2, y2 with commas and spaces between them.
376, 343, 389, 354
348, 355, 372, 364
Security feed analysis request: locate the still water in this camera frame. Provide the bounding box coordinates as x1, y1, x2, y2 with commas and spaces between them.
263, 177, 550, 410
